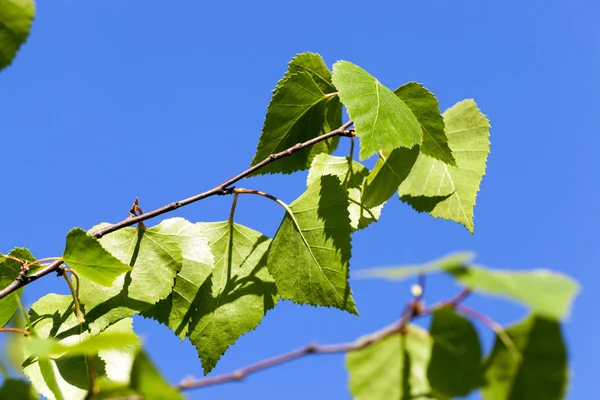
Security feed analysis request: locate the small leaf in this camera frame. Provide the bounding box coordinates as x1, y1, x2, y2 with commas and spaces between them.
357, 253, 579, 321
307, 153, 383, 230
188, 222, 277, 374
268, 175, 356, 313
0, 247, 36, 327
250, 53, 341, 175
346, 326, 434, 400
395, 82, 456, 166
62, 228, 132, 287
129, 351, 184, 400
482, 316, 567, 400
398, 100, 490, 232
332, 61, 421, 160
428, 308, 483, 397
79, 218, 212, 334
0, 0, 35, 71
362, 146, 420, 208
0, 378, 37, 400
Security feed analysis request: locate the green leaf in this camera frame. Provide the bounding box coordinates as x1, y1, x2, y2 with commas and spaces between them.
187, 222, 277, 374
346, 326, 436, 400
361, 146, 420, 208
482, 316, 567, 400
428, 308, 483, 397
97, 318, 141, 384
0, 0, 35, 72
140, 219, 214, 338
398, 100, 490, 232
0, 378, 37, 400
268, 175, 356, 313
79, 218, 212, 334
0, 247, 35, 327
129, 352, 183, 400
250, 53, 341, 175
62, 228, 132, 287
395, 82, 456, 166
332, 61, 421, 160
23, 294, 90, 400
357, 253, 579, 321
307, 153, 383, 230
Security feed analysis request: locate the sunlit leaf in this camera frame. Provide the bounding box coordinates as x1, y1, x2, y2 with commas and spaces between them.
398, 100, 490, 232
482, 316, 567, 400
307, 153, 383, 230
395, 82, 456, 166
268, 175, 356, 313
250, 52, 341, 175
0, 247, 35, 327
79, 218, 212, 334
97, 318, 141, 384
129, 352, 183, 400
188, 222, 277, 374
0, 0, 35, 71
62, 228, 132, 287
346, 326, 434, 400
332, 61, 421, 160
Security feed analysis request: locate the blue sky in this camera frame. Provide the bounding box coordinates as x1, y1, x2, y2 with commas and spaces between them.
1, 1, 598, 398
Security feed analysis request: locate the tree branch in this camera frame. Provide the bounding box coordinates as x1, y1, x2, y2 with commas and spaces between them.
0, 121, 354, 300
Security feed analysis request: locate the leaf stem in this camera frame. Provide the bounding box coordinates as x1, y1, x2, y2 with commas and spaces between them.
24, 257, 62, 269
62, 273, 83, 325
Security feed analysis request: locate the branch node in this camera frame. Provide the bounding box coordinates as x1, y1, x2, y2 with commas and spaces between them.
232, 371, 245, 381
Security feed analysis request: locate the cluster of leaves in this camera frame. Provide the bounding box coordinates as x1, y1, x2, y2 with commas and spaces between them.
0, 3, 579, 399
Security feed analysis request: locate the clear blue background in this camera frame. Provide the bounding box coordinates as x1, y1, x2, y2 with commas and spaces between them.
1, 1, 598, 398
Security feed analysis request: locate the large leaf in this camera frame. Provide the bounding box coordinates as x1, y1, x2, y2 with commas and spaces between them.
23, 294, 90, 400
482, 316, 567, 400
428, 308, 483, 397
0, 247, 35, 327
79, 218, 212, 334
268, 175, 356, 313
398, 100, 490, 232
0, 0, 35, 71
361, 146, 421, 208
250, 53, 341, 175
346, 326, 435, 400
0, 378, 37, 400
140, 219, 214, 338
187, 222, 277, 374
358, 253, 579, 321
332, 61, 421, 160
62, 228, 132, 287
307, 153, 383, 230
395, 82, 456, 166
97, 318, 141, 384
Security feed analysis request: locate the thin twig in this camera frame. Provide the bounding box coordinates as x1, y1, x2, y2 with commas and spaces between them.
0, 121, 354, 300
0, 327, 30, 335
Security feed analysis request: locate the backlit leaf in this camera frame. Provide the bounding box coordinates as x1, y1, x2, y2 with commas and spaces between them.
482, 316, 567, 400
428, 308, 483, 397
62, 228, 132, 287
307, 153, 383, 230
129, 351, 183, 400
268, 175, 356, 313
250, 53, 341, 175
188, 222, 277, 374
346, 326, 434, 400
398, 100, 490, 232
395, 82, 456, 166
0, 247, 35, 327
79, 218, 212, 334
0, 0, 35, 71
332, 61, 421, 160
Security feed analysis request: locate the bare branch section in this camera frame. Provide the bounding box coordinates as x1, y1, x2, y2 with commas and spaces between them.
0, 122, 354, 300
177, 286, 470, 391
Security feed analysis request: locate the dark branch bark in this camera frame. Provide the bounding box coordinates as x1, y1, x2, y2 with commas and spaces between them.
0, 121, 354, 300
